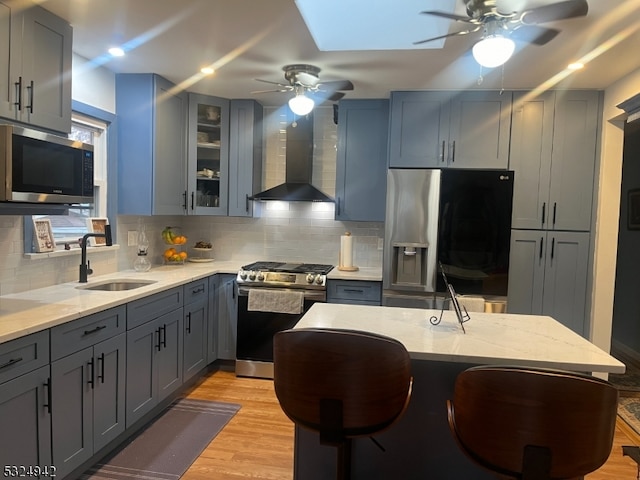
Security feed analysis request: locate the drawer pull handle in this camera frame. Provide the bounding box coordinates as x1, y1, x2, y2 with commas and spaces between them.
87, 358, 95, 389
43, 378, 52, 414
0, 357, 23, 370
186, 313, 192, 334
192, 286, 205, 295
343, 288, 365, 294
97, 353, 105, 384
84, 325, 107, 336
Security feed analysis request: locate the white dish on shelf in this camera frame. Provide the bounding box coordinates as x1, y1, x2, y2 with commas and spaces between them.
188, 258, 214, 263
192, 247, 213, 252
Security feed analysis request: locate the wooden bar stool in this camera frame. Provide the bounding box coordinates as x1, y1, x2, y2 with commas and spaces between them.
447, 365, 619, 480
273, 328, 412, 480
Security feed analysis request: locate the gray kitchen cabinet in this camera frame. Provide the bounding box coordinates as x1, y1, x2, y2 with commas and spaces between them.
187, 93, 230, 215
125, 286, 184, 426
507, 229, 590, 336
0, 1, 72, 133
388, 90, 512, 169
510, 90, 600, 231
50, 306, 126, 478
183, 278, 209, 381
210, 274, 237, 362
335, 99, 389, 222
228, 99, 263, 217
0, 331, 51, 476
327, 279, 382, 305
116, 73, 188, 215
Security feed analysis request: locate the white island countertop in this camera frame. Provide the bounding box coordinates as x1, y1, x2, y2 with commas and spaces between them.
295, 303, 625, 374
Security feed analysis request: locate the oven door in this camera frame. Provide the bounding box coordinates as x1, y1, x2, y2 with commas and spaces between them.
236, 285, 325, 378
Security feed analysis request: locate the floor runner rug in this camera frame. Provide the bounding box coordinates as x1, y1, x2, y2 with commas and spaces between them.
81, 398, 241, 479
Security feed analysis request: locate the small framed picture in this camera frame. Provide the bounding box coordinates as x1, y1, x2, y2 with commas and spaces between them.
86, 217, 109, 246
629, 189, 640, 230
32, 218, 55, 253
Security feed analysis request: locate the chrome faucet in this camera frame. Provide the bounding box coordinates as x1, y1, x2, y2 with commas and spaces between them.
79, 224, 113, 283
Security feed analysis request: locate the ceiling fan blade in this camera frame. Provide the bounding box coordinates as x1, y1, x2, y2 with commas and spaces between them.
310, 91, 345, 103
318, 80, 354, 91
414, 26, 481, 45
327, 92, 345, 102
420, 10, 476, 24
250, 88, 290, 94
520, 0, 588, 25
511, 25, 560, 45
254, 78, 291, 88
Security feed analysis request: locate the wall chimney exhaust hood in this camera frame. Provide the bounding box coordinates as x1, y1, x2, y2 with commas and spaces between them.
250, 112, 334, 202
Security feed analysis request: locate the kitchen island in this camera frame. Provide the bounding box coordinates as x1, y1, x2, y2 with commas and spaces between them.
291, 303, 624, 480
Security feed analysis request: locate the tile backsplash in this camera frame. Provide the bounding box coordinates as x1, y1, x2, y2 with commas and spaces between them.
0, 106, 383, 295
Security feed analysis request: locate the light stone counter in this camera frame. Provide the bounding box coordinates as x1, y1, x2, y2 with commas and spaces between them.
326, 266, 382, 282
292, 303, 624, 480
0, 260, 245, 344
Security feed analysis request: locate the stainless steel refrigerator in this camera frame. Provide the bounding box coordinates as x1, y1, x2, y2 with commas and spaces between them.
383, 168, 514, 308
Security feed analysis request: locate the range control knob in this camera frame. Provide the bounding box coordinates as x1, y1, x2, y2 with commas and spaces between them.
306, 274, 316, 284
239, 271, 247, 280
315, 276, 324, 285
249, 271, 257, 281
257, 272, 265, 281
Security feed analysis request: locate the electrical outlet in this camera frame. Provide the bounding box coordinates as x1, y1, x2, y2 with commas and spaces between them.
377, 238, 384, 250
128, 230, 138, 246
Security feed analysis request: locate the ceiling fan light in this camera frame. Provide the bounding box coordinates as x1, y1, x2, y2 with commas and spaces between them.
472, 35, 515, 68
288, 93, 315, 116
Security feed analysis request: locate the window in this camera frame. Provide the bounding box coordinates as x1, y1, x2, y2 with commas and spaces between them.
33, 114, 108, 248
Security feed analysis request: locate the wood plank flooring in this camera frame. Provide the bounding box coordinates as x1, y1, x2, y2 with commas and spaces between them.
182, 368, 640, 479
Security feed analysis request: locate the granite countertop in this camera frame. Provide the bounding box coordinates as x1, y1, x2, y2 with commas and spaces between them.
327, 266, 382, 281
295, 303, 625, 374
0, 260, 245, 344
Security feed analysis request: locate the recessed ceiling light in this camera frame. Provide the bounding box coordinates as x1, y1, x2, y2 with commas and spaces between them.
200, 67, 215, 75
567, 62, 584, 70
108, 47, 125, 57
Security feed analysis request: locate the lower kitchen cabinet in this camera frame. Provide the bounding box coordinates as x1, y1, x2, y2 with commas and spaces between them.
210, 274, 237, 362
507, 230, 590, 336
327, 280, 382, 305
183, 279, 209, 382
0, 365, 52, 474
126, 309, 183, 427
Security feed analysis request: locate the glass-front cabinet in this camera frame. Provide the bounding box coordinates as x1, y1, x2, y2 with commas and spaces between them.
187, 93, 229, 215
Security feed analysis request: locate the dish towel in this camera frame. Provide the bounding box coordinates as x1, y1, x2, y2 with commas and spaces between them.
247, 289, 304, 314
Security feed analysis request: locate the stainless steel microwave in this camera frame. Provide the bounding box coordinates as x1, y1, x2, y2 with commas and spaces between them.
0, 125, 94, 204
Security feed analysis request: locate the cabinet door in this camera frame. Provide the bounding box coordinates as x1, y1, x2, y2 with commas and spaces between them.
214, 274, 237, 361
125, 319, 158, 427
548, 90, 599, 231
156, 309, 183, 402
228, 99, 262, 217
187, 92, 230, 215
507, 230, 546, 315
51, 348, 93, 478
335, 99, 389, 222
183, 297, 208, 382
0, 365, 52, 472
542, 231, 590, 336
388, 91, 450, 168
509, 91, 555, 229
20, 5, 72, 133
0, 1, 20, 120
448, 91, 512, 169
93, 333, 126, 452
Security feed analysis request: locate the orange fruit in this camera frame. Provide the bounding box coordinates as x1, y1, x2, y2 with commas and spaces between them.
163, 247, 176, 259
179, 251, 188, 260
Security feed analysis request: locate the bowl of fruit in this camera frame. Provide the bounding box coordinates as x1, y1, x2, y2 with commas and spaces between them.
163, 247, 187, 265
161, 226, 187, 246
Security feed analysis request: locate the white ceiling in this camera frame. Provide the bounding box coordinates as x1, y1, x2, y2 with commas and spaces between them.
38, 0, 640, 107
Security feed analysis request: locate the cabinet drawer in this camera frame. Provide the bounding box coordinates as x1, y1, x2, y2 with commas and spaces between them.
127, 286, 183, 330
327, 280, 382, 304
0, 330, 49, 385
50, 305, 126, 361
184, 278, 209, 305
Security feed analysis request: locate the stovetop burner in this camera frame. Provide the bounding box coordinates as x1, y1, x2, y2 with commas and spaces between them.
241, 261, 334, 275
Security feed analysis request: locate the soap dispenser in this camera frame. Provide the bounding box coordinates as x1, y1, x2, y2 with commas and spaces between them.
133, 218, 151, 272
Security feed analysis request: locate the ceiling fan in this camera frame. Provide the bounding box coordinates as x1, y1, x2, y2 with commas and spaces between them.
415, 0, 589, 67
252, 64, 354, 115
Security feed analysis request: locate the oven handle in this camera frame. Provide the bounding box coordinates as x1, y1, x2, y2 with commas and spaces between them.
237, 285, 326, 302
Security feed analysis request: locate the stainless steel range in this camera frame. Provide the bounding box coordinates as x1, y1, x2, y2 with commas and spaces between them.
235, 261, 334, 379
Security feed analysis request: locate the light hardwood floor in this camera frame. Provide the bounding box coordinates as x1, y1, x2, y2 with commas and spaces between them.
182, 368, 640, 479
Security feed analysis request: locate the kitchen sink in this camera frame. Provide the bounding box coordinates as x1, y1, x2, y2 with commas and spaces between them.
77, 279, 157, 291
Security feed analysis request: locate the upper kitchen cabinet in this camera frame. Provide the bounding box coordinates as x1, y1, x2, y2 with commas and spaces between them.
228, 99, 263, 217
187, 93, 229, 215
388, 90, 512, 169
510, 90, 600, 231
335, 99, 389, 222
0, 1, 72, 133
117, 73, 188, 215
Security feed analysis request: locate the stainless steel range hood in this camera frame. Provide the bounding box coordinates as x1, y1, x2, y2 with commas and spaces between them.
250, 112, 334, 202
